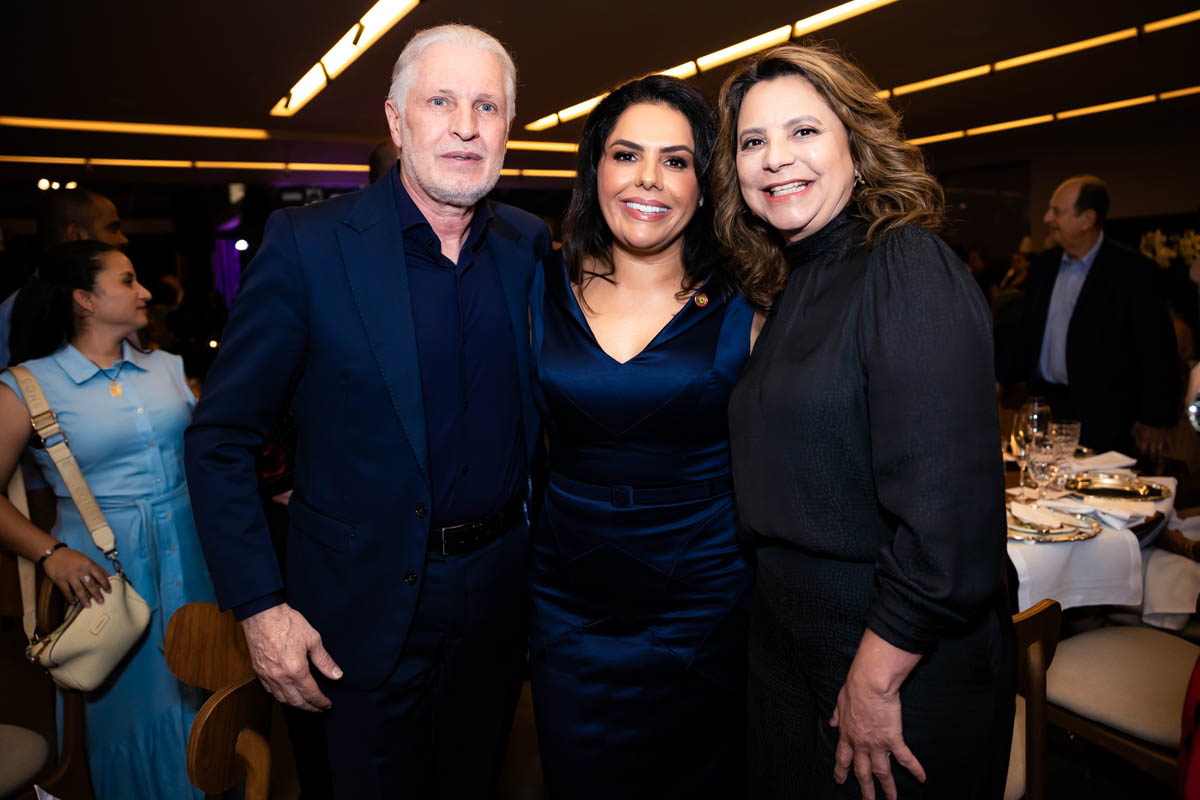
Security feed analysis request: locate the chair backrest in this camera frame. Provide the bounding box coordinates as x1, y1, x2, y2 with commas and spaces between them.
1013, 598, 1063, 800
164, 601, 253, 691
165, 602, 269, 799
186, 674, 272, 799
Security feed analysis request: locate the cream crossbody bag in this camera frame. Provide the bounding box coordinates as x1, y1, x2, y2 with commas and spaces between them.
6, 365, 152, 692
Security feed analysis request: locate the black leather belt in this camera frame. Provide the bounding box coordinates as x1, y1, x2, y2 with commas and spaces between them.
428, 494, 524, 556
551, 473, 733, 508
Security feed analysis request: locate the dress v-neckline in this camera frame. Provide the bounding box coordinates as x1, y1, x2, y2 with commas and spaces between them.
562, 261, 711, 366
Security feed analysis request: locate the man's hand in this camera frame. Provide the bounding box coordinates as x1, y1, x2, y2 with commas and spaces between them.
241, 603, 342, 712
1132, 421, 1172, 462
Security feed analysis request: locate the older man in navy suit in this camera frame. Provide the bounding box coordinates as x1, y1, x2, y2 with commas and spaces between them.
185, 24, 550, 797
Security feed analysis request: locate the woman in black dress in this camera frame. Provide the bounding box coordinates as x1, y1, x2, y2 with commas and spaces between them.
712, 44, 1015, 799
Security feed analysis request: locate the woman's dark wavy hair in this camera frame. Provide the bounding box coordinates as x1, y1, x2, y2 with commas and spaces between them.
9, 240, 118, 364
561, 74, 721, 293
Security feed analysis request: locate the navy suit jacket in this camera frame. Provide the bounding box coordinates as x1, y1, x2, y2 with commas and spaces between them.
185, 176, 551, 688
996, 236, 1178, 451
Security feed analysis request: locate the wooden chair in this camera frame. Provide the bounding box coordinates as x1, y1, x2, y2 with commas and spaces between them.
1004, 598, 1062, 800
0, 548, 93, 800
1046, 623, 1199, 785
164, 601, 271, 800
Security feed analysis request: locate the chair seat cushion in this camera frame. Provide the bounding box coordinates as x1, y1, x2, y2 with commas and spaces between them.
0, 723, 50, 795
1047, 626, 1200, 748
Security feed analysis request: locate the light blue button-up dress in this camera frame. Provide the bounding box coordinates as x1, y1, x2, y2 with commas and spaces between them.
2, 342, 215, 800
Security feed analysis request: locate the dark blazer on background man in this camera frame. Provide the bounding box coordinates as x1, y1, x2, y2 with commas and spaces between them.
997, 236, 1178, 452
184, 175, 550, 689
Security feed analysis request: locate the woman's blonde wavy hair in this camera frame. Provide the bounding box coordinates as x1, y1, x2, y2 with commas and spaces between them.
713, 42, 944, 309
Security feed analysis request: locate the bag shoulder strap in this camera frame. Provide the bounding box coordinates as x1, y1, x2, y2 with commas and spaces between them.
7, 366, 118, 559
6, 465, 38, 642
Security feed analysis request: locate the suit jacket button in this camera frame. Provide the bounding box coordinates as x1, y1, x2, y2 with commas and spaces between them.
415, 503, 428, 518
403, 571, 418, 586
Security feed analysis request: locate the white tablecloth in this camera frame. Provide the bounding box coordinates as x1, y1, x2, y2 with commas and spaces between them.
1006, 476, 1177, 617
1140, 513, 1200, 630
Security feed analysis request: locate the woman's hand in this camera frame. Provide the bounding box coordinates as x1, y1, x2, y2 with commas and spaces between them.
43, 548, 111, 607
830, 629, 925, 800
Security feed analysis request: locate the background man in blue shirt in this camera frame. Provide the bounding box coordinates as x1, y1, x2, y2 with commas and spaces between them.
998, 175, 1178, 460
186, 24, 551, 796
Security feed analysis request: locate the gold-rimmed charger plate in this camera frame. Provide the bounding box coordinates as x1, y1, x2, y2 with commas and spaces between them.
1006, 507, 1101, 543
1065, 472, 1172, 501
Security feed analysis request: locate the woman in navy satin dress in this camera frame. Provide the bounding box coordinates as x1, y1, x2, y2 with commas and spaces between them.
529, 76, 761, 799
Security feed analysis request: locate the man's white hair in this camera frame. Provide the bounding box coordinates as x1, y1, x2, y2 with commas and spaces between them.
388, 24, 517, 124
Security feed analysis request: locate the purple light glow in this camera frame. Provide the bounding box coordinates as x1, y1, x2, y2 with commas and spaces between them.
212, 239, 241, 308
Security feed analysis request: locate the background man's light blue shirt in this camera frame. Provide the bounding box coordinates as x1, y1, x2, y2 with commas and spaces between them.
1038, 233, 1104, 385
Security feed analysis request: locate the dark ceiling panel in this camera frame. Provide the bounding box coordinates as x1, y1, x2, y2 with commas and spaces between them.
1, 0, 1197, 180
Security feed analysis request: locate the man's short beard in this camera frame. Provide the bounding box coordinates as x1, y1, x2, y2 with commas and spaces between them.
399, 121, 501, 208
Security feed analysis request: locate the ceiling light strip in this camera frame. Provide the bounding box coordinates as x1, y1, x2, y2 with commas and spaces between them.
910, 83, 1198, 146
1159, 84, 1200, 100
891, 65, 992, 96
506, 140, 578, 153
523, 0, 900, 131
696, 26, 793, 72
906, 130, 965, 146
1144, 9, 1200, 33
873, 10, 1198, 99
270, 0, 420, 117
793, 0, 899, 36
0, 116, 270, 140
0, 156, 576, 178
1055, 94, 1156, 119
0, 155, 88, 164
992, 28, 1138, 71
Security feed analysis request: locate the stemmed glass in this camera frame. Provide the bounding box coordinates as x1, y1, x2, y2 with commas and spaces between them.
1027, 436, 1060, 500
1010, 397, 1052, 491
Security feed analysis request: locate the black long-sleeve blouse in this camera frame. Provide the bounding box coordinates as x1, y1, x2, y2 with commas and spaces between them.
728, 209, 1007, 654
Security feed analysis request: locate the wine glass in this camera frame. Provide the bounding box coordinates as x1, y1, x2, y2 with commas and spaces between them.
1012, 397, 1052, 490
1027, 437, 1059, 500
1009, 415, 1030, 490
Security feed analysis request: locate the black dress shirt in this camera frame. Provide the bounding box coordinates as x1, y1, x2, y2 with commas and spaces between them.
392, 166, 523, 528
728, 210, 1007, 653
231, 170, 523, 620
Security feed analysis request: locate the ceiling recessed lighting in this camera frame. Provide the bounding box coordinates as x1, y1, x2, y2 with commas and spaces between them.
506, 140, 578, 153
50, 181, 60, 189
793, 0, 900, 36
234, 239, 249, 252
64, 181, 77, 189
208, 340, 219, 349
37, 178, 50, 190
557, 94, 609, 124
659, 62, 699, 80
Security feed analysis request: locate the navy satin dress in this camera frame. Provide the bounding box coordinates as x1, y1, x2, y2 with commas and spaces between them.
529, 253, 754, 799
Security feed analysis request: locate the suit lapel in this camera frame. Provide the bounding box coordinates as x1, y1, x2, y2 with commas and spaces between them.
1066, 239, 1111, 355
338, 180, 430, 484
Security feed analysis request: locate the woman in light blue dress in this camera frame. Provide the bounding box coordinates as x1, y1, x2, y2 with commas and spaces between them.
0, 240, 215, 799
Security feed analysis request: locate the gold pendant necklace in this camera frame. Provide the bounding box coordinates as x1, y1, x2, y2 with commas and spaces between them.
85, 356, 126, 397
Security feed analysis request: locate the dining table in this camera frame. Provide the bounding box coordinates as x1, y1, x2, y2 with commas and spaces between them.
1004, 469, 1200, 631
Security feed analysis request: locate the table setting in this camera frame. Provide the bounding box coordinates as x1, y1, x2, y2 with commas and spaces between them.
1002, 397, 1194, 628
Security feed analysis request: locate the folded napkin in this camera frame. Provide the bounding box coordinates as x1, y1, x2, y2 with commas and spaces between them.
1062, 450, 1137, 473
1009, 502, 1081, 530
1040, 496, 1153, 530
